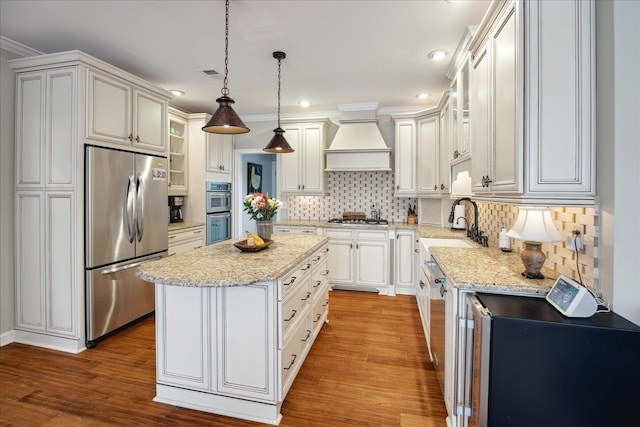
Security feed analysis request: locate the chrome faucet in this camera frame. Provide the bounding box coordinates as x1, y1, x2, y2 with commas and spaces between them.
448, 198, 488, 247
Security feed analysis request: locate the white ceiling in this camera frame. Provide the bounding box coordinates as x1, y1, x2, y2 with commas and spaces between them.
0, 0, 490, 118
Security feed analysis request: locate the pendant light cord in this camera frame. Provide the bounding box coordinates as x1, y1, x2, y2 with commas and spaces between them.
222, 0, 230, 97
277, 56, 282, 128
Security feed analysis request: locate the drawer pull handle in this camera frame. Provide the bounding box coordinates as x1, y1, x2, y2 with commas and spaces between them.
419, 280, 425, 289
301, 263, 311, 271
313, 280, 322, 288
284, 276, 296, 286
322, 299, 329, 307
312, 256, 321, 262
193, 230, 202, 234
321, 270, 329, 276
194, 246, 203, 250
302, 330, 311, 342
313, 313, 322, 323
284, 354, 297, 370
324, 248, 329, 253
301, 292, 311, 302
284, 310, 297, 322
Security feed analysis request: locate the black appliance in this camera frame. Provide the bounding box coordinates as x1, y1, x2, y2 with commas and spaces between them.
168, 196, 184, 223
463, 292, 640, 427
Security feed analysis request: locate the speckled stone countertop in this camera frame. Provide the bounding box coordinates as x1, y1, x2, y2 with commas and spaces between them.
274, 220, 468, 238
137, 234, 329, 287
168, 221, 205, 232
429, 246, 557, 295
275, 220, 556, 295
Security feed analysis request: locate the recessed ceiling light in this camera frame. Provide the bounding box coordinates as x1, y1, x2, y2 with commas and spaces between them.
416, 93, 431, 100
170, 90, 185, 97
428, 50, 448, 61
299, 100, 310, 108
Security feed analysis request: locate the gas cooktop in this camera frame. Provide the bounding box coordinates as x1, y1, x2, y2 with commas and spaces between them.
327, 218, 389, 225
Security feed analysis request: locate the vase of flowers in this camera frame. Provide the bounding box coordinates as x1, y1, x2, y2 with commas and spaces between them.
243, 192, 281, 240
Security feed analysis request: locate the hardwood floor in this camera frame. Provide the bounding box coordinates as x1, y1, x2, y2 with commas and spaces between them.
0, 290, 447, 426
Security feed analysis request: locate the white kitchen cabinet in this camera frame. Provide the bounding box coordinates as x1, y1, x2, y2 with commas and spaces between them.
279, 120, 329, 195
206, 132, 234, 175
168, 225, 205, 256
393, 230, 417, 295
469, 0, 595, 203
394, 112, 449, 197
470, 1, 521, 194
10, 50, 172, 353
325, 228, 389, 295
87, 69, 167, 154
449, 63, 471, 163
393, 119, 416, 195
417, 114, 440, 195
168, 108, 188, 195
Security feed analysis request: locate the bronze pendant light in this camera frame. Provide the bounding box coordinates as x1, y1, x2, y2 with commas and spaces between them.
263, 51, 294, 153
202, 0, 249, 134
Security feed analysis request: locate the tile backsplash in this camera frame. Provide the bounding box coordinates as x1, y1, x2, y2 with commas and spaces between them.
285, 172, 599, 291
284, 171, 416, 222
473, 202, 598, 290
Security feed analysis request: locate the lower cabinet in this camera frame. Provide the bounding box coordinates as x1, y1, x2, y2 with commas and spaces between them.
325, 228, 390, 294
154, 243, 329, 425
168, 225, 205, 256
393, 229, 417, 295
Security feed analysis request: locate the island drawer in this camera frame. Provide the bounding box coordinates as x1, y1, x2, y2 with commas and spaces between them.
281, 315, 312, 397
281, 281, 311, 344
310, 245, 330, 267
311, 284, 330, 340
280, 259, 312, 300
311, 260, 329, 298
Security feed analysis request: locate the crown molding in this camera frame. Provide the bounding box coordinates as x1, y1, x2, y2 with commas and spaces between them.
0, 36, 43, 57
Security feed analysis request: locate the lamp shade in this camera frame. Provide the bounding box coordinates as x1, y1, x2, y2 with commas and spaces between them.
202, 96, 250, 134
506, 207, 563, 243
263, 127, 294, 153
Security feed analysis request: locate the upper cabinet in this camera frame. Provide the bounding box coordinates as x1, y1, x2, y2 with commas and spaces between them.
87, 70, 167, 154
168, 108, 188, 195
467, 0, 595, 203
279, 119, 329, 195
394, 110, 449, 197
206, 133, 234, 176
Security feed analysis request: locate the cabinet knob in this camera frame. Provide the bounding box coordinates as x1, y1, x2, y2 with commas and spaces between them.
128, 134, 133, 142
440, 183, 446, 190
434, 185, 437, 190
453, 149, 460, 159
135, 135, 140, 143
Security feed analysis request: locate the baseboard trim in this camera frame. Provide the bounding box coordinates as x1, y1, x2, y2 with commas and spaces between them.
0, 329, 15, 347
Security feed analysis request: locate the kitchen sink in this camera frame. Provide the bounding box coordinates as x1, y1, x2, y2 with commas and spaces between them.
419, 238, 473, 258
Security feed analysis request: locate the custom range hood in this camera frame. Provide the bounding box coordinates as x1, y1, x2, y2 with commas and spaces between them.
325, 103, 391, 171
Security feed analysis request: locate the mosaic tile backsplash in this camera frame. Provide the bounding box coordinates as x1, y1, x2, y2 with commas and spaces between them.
284, 171, 417, 222
285, 171, 598, 292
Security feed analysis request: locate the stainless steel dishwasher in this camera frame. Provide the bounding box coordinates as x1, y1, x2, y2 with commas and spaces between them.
423, 255, 447, 395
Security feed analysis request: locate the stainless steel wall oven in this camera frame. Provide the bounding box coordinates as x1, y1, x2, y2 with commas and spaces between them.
206, 181, 231, 244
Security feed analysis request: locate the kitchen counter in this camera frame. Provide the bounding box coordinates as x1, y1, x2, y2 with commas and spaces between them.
168, 221, 205, 232
275, 219, 470, 237
430, 246, 557, 294
137, 234, 329, 287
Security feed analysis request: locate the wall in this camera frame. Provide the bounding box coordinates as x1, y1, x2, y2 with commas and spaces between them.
597, 0, 640, 325
241, 153, 276, 234
0, 38, 41, 341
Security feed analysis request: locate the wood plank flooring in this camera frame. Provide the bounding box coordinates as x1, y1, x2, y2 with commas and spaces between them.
0, 290, 447, 426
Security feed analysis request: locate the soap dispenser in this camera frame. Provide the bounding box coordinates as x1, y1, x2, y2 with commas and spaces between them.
499, 222, 512, 252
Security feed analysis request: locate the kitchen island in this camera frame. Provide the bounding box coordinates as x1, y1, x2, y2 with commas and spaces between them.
137, 234, 330, 425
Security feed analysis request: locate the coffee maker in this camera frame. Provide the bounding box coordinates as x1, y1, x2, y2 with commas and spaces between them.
168, 196, 184, 223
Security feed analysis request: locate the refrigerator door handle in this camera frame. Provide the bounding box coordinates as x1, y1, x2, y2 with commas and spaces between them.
100, 255, 163, 275
124, 174, 136, 243
136, 173, 145, 242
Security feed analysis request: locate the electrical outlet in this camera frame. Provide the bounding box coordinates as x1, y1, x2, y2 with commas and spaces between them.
569, 227, 583, 252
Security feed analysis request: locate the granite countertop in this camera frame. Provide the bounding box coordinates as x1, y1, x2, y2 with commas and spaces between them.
137, 234, 329, 287
429, 246, 557, 295
168, 221, 205, 232
274, 220, 466, 237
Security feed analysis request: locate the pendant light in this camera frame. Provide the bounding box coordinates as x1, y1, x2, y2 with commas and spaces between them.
202, 0, 249, 134
263, 51, 294, 153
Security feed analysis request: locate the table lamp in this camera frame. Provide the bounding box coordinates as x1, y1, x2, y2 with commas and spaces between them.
506, 207, 563, 279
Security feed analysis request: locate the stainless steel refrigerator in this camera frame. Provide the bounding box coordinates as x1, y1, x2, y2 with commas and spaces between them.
85, 145, 168, 347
